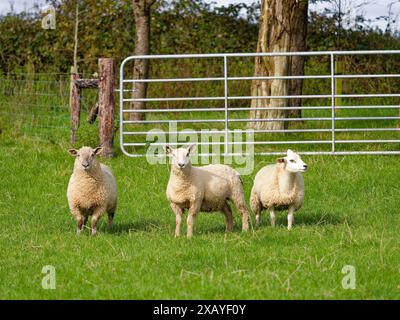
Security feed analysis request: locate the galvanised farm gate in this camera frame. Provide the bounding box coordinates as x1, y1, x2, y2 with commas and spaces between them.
119, 51, 400, 157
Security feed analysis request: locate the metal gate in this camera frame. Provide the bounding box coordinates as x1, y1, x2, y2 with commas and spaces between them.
120, 51, 400, 157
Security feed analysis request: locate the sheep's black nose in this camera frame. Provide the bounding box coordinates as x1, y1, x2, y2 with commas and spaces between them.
303, 165, 308, 169
178, 163, 185, 168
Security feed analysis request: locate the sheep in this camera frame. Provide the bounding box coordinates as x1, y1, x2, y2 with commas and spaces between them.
67, 146, 117, 235
164, 144, 249, 238
250, 149, 307, 230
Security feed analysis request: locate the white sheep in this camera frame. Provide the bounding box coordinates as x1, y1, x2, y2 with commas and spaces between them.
250, 149, 307, 230
67, 146, 117, 235
164, 144, 249, 237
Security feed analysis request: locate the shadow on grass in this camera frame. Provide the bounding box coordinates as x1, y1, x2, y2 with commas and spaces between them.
248, 211, 346, 229
108, 216, 244, 236
109, 220, 237, 236
282, 212, 346, 227
107, 219, 169, 235
105, 212, 347, 236
199, 224, 230, 235
296, 213, 346, 226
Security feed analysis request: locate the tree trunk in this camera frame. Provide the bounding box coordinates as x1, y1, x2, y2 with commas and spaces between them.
130, 0, 156, 121
288, 0, 308, 119
249, 0, 308, 130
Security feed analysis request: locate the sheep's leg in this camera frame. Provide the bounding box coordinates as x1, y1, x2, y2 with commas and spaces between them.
91, 207, 105, 236
222, 203, 234, 232
107, 212, 115, 230
76, 216, 85, 235
170, 203, 183, 237
255, 214, 261, 227
232, 196, 249, 232
187, 203, 201, 238
71, 207, 85, 235
269, 208, 276, 227
250, 189, 262, 227
287, 206, 295, 230
239, 205, 250, 232
83, 215, 88, 227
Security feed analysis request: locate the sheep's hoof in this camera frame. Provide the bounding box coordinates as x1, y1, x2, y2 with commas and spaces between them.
91, 229, 98, 236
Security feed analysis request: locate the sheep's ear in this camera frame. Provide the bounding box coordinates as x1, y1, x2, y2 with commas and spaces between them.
164, 144, 173, 154
68, 149, 78, 156
94, 147, 103, 155
277, 158, 285, 163
287, 149, 295, 157
187, 143, 197, 155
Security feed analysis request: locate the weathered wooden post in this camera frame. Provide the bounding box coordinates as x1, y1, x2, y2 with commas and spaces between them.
69, 59, 115, 156
98, 58, 115, 158
69, 66, 80, 144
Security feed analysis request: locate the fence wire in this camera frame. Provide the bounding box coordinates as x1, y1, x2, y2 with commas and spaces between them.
0, 72, 110, 144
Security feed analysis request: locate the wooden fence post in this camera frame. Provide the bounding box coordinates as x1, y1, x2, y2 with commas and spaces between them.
69, 59, 115, 155
98, 58, 115, 157
70, 66, 80, 144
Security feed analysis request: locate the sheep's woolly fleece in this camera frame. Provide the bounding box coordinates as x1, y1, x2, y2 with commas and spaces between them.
67, 147, 117, 224
250, 162, 304, 212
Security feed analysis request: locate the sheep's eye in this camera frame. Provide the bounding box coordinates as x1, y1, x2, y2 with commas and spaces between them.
186, 152, 190, 157
290, 159, 295, 163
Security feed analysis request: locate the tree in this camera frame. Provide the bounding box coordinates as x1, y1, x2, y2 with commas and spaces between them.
249, 0, 308, 130
129, 0, 156, 121
288, 0, 308, 118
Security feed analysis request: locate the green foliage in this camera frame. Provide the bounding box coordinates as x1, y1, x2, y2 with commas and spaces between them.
0, 12, 60, 73
2, 0, 400, 79
0, 0, 259, 74
0, 0, 136, 73
151, 0, 259, 54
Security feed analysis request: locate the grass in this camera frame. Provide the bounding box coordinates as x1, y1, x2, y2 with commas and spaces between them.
0, 130, 399, 299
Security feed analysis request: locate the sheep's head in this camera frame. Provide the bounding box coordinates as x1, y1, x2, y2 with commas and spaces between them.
68, 146, 103, 171
164, 144, 197, 170
277, 149, 308, 173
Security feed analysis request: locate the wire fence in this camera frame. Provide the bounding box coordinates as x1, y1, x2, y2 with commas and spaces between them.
0, 72, 102, 143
